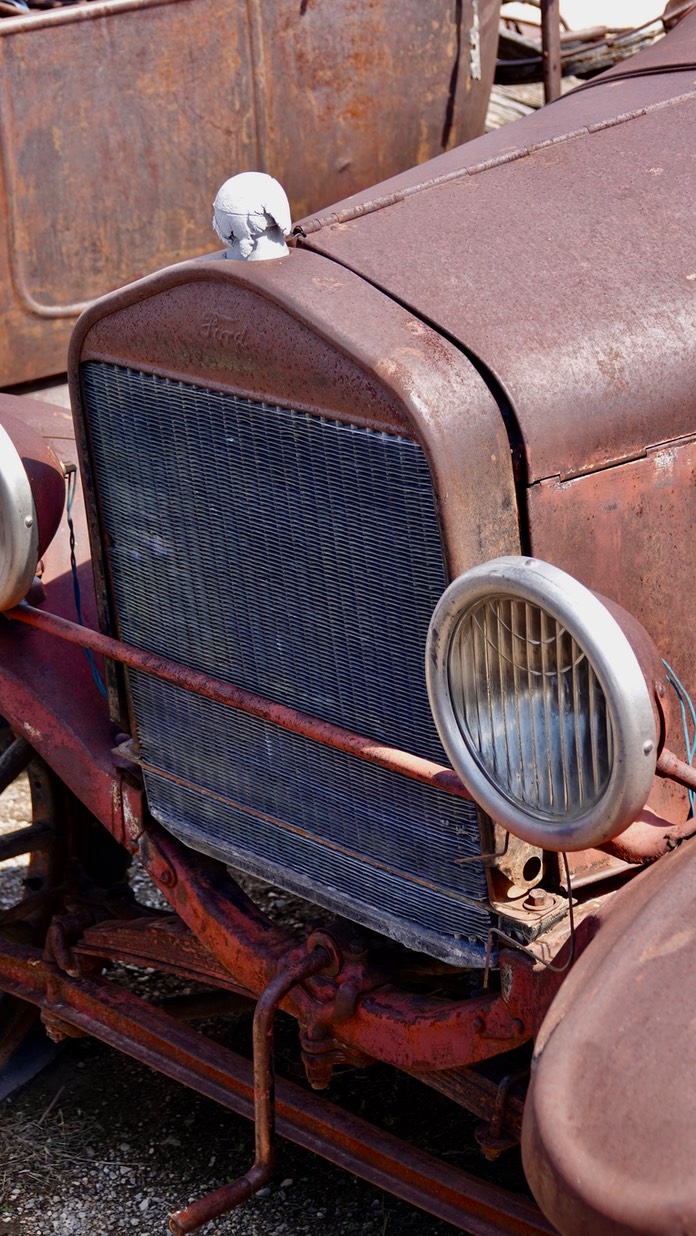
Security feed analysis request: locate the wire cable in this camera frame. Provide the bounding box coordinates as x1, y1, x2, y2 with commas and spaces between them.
663, 659, 696, 814
65, 465, 107, 700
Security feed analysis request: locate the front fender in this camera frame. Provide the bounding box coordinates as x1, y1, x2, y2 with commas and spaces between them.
522, 834, 696, 1235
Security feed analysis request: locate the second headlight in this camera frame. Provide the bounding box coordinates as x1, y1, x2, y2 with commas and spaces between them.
426, 557, 658, 851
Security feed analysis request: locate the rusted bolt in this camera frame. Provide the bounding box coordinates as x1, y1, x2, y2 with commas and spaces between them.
159, 868, 176, 888
523, 887, 551, 910
473, 1014, 486, 1032
305, 929, 342, 977
41, 1012, 85, 1043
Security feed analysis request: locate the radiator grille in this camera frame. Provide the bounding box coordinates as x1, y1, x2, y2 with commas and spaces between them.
82, 362, 492, 964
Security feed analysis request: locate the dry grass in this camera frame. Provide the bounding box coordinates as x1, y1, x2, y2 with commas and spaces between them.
0, 1101, 101, 1201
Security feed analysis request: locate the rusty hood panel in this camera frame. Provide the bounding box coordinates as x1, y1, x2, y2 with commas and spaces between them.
298, 13, 696, 482
521, 834, 696, 1235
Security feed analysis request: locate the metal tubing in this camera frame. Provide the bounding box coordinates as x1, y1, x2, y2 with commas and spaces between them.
7, 603, 472, 802
168, 947, 331, 1235
0, 736, 32, 795
540, 0, 562, 103
656, 745, 696, 791
137, 828, 536, 1074
0, 822, 52, 864
0, 0, 182, 38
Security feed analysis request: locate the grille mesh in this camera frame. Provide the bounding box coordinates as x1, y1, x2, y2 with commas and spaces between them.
82, 362, 492, 963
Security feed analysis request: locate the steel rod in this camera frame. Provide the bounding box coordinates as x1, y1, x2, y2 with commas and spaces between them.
540, 0, 562, 102
656, 746, 696, 790
168, 947, 331, 1234
0, 736, 33, 796
0, 822, 53, 864
8, 603, 472, 803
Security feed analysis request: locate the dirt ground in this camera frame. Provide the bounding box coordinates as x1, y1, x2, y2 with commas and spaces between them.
0, 1030, 486, 1236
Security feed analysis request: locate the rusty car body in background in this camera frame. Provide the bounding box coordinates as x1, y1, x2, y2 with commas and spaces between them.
0, 0, 499, 387
1, 6, 696, 1235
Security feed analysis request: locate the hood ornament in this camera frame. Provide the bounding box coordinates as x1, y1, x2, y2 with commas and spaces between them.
212, 172, 291, 262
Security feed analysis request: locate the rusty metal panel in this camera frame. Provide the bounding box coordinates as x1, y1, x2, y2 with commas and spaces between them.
0, 0, 254, 385
527, 438, 696, 737
522, 835, 696, 1235
301, 10, 696, 229
299, 13, 696, 487
527, 439, 696, 842
254, 0, 501, 220
0, 0, 499, 387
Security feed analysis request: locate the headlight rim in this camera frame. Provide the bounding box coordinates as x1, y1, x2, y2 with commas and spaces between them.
426, 556, 658, 851
0, 421, 40, 612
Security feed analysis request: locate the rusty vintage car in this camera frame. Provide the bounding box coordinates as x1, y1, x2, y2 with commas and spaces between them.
0, 7, 695, 1235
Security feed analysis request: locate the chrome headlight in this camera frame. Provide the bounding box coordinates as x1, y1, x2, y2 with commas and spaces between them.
426, 557, 658, 851
0, 409, 65, 611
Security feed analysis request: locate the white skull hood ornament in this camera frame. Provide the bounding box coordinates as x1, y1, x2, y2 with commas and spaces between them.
212, 172, 292, 262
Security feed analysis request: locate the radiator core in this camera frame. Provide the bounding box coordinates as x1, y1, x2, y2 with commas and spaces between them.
82, 362, 492, 964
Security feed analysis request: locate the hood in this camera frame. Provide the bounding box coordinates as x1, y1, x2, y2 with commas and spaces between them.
297, 12, 696, 482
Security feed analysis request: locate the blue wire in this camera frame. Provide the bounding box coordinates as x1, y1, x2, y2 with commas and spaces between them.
663, 659, 696, 814
66, 468, 108, 701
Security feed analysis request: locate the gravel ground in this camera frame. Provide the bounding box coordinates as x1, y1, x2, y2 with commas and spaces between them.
0, 1035, 472, 1236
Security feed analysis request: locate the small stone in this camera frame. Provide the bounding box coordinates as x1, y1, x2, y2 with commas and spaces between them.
256, 1187, 271, 1198
139, 1199, 150, 1213
279, 1179, 293, 1189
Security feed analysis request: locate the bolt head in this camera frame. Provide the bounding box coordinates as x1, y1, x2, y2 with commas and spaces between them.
524, 886, 551, 910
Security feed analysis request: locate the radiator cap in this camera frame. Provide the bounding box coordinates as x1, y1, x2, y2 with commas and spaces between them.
212, 172, 291, 261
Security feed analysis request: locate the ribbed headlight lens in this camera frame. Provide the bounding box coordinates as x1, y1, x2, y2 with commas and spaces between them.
426, 558, 657, 850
